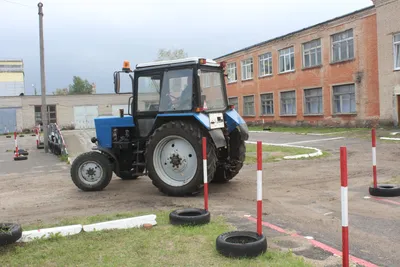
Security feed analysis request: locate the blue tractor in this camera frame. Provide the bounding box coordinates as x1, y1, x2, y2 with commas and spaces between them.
70, 57, 249, 196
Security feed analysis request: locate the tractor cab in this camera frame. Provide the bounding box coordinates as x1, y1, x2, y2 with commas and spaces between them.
113, 57, 231, 137
70, 57, 249, 197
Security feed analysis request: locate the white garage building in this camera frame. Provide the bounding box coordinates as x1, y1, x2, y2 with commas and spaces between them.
0, 93, 156, 133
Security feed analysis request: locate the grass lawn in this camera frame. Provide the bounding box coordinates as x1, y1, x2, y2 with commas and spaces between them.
248, 125, 365, 134
0, 211, 311, 267
244, 143, 320, 164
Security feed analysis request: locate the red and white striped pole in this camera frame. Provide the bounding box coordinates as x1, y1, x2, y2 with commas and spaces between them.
340, 146, 349, 267
14, 131, 19, 157
257, 141, 263, 236
202, 137, 208, 211
371, 128, 377, 188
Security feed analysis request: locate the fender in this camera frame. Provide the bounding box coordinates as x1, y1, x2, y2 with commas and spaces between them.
156, 113, 227, 148
224, 109, 249, 141
92, 146, 121, 175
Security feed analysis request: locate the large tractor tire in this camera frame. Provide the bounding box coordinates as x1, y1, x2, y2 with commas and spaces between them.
70, 151, 113, 191
212, 128, 246, 183
145, 120, 217, 196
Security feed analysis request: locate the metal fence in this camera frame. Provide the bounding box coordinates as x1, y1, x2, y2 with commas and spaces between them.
46, 123, 68, 156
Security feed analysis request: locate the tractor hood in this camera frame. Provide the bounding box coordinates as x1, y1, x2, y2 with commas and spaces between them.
94, 115, 135, 148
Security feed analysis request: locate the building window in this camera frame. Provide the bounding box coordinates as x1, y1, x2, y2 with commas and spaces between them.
303, 39, 322, 68
279, 47, 295, 73
333, 84, 356, 114
227, 62, 237, 83
259, 53, 272, 76
228, 97, 238, 109
34, 105, 57, 124
394, 33, 400, 70
304, 88, 323, 115
260, 93, 274, 115
280, 90, 296, 115
243, 95, 255, 116
331, 29, 354, 63
241, 58, 253, 80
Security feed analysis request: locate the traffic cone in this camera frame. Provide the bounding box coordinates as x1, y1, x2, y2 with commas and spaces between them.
14, 132, 27, 161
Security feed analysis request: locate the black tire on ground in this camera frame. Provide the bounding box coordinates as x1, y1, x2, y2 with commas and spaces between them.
216, 231, 267, 258
0, 223, 22, 246
15, 149, 29, 156
19, 135, 24, 137
169, 208, 210, 226
212, 128, 246, 183
13, 156, 28, 161
145, 120, 217, 196
70, 151, 113, 191
369, 184, 400, 197
6, 136, 11, 138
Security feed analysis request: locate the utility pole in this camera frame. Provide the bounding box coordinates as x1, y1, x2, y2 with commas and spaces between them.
38, 2, 48, 153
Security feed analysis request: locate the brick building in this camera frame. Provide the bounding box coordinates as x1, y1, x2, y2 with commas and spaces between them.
214, 5, 384, 127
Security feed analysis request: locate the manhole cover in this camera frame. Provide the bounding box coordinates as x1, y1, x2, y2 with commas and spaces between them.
293, 246, 333, 260
275, 240, 301, 249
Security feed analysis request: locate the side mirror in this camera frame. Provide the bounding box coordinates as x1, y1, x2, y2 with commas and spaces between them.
114, 71, 120, 94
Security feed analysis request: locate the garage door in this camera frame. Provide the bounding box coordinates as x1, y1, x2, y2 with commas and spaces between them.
0, 108, 17, 134
112, 104, 129, 116
74, 106, 98, 129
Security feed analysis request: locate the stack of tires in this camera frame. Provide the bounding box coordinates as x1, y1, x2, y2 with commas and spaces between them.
0, 223, 22, 247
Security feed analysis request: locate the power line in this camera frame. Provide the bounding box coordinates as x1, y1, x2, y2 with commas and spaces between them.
1, 0, 35, 8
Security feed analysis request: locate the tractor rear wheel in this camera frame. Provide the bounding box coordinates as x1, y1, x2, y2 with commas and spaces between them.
70, 151, 113, 191
212, 128, 246, 183
145, 120, 217, 196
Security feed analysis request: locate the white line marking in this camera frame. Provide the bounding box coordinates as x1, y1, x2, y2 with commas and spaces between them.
380, 137, 400, 141
283, 137, 344, 145
304, 236, 314, 240
364, 196, 371, 199
324, 212, 333, 216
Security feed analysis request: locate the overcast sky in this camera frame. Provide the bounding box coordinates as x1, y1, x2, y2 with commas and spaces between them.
1, 0, 373, 95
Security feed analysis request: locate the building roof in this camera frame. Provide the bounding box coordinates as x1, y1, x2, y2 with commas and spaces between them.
214, 5, 375, 61
0, 59, 23, 63
136, 57, 219, 69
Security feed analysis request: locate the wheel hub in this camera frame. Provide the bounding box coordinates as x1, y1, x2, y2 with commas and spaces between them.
86, 168, 96, 177
153, 135, 197, 187
170, 153, 183, 168
78, 161, 103, 184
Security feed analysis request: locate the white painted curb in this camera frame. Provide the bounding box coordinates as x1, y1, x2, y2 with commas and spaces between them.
82, 214, 157, 232
245, 141, 323, 159
380, 137, 400, 141
17, 224, 83, 242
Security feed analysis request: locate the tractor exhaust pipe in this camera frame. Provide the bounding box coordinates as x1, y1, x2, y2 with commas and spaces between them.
119, 109, 124, 118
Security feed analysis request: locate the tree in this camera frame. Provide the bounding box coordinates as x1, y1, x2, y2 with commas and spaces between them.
53, 88, 69, 95
68, 76, 93, 95
156, 48, 188, 61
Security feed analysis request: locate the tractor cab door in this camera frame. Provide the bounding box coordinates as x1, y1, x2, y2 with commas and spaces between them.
132, 71, 162, 138
133, 67, 195, 138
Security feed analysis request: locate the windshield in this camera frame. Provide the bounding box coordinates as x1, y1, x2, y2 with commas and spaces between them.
199, 69, 226, 111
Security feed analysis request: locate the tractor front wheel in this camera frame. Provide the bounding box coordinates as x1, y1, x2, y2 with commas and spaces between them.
212, 128, 246, 183
70, 151, 113, 191
145, 120, 217, 196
